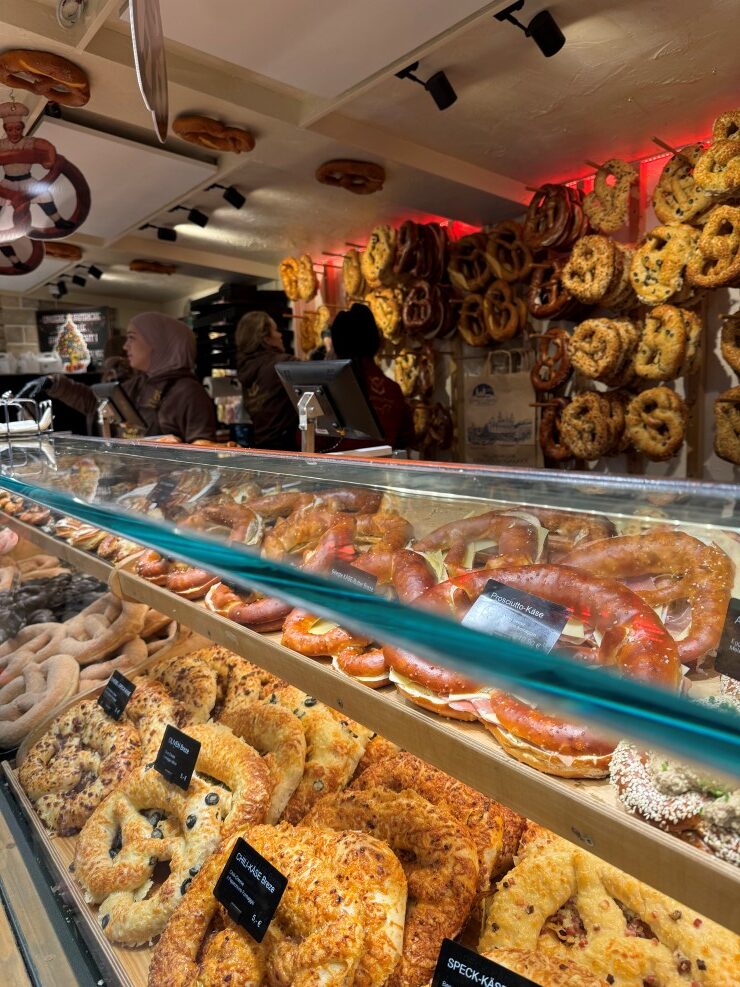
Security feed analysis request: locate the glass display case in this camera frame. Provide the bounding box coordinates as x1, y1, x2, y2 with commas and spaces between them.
0, 435, 738, 986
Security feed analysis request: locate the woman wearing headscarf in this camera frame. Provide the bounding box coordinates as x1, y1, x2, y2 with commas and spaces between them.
27, 312, 217, 443
234, 311, 299, 450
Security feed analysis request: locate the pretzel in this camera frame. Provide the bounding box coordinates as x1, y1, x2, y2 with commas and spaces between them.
367, 286, 402, 342
530, 327, 572, 392
44, 241, 83, 261
527, 255, 573, 319
315, 158, 385, 195
653, 143, 713, 225
634, 304, 688, 381
19, 699, 140, 834
523, 184, 583, 250
447, 235, 490, 294
559, 392, 613, 459
626, 386, 687, 460
0, 655, 79, 749
680, 307, 704, 376
0, 49, 90, 106
605, 389, 631, 454
539, 397, 573, 461
568, 318, 624, 381
361, 225, 397, 288
482, 279, 521, 342
485, 220, 532, 282
630, 223, 699, 305
73, 766, 223, 945
714, 386, 740, 465
342, 247, 364, 297
297, 254, 318, 301
562, 235, 617, 303
279, 256, 300, 300
720, 313, 740, 373
687, 204, 740, 287
427, 402, 454, 451
457, 293, 489, 346
402, 279, 437, 335
583, 158, 637, 232
694, 139, 740, 196
479, 823, 738, 983
394, 344, 434, 398
303, 787, 479, 987
172, 115, 254, 153
129, 259, 178, 276
77, 637, 150, 689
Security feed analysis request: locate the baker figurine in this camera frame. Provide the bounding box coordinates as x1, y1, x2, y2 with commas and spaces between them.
0, 100, 74, 253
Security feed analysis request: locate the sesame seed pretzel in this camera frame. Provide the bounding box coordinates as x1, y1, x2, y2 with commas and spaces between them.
630, 224, 699, 305
694, 139, 740, 196
568, 319, 624, 381
687, 204, 740, 288
634, 304, 689, 381
560, 392, 613, 460
562, 235, 617, 304
653, 143, 712, 225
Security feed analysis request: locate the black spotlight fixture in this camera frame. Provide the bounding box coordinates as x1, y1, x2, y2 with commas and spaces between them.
169, 204, 210, 228
494, 1, 565, 57
395, 61, 457, 111
71, 273, 86, 287
88, 264, 103, 280
206, 182, 246, 210
140, 222, 178, 242
53, 279, 68, 298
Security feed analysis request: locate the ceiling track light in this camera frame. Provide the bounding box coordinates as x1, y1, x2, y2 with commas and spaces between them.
395, 61, 457, 111
169, 204, 210, 228
206, 182, 246, 210
71, 273, 86, 287
140, 222, 178, 242
75, 263, 103, 279
494, 1, 565, 57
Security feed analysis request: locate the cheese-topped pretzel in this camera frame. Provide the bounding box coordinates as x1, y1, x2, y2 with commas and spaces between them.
720, 313, 740, 373
560, 392, 613, 460
479, 823, 740, 984
279, 257, 300, 300
568, 318, 624, 381
634, 304, 688, 381
694, 139, 740, 196
653, 143, 713, 225
0, 49, 90, 106
583, 158, 637, 233
630, 224, 699, 305
714, 386, 740, 465
626, 386, 687, 461
562, 235, 617, 303
531, 328, 572, 392
342, 247, 364, 297
297, 254, 318, 301
687, 204, 740, 288
361, 225, 397, 288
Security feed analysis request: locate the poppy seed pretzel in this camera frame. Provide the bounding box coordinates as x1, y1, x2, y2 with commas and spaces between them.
630, 224, 699, 305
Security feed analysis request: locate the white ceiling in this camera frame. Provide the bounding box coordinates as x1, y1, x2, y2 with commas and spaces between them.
156, 0, 495, 98
3, 254, 71, 293
33, 119, 217, 243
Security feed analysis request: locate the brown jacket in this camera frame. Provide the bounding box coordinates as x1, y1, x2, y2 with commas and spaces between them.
236, 349, 299, 450
49, 371, 218, 443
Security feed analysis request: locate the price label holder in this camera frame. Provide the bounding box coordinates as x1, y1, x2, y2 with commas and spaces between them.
715, 597, 740, 681
213, 836, 287, 942
149, 474, 179, 508
153, 724, 201, 791
432, 938, 540, 987
97, 670, 136, 721
462, 578, 569, 654
329, 560, 377, 594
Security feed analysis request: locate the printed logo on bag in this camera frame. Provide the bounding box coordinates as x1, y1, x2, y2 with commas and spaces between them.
97, 670, 136, 721
471, 382, 495, 400
213, 836, 287, 942
153, 724, 201, 790
329, 560, 378, 593
462, 578, 569, 653
715, 597, 740, 682
431, 939, 539, 987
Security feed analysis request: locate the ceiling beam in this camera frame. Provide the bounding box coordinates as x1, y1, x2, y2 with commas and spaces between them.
110, 234, 277, 280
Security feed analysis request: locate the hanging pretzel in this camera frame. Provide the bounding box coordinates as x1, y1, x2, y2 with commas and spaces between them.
530, 327, 572, 392
315, 159, 385, 195
0, 49, 90, 107
539, 397, 573, 461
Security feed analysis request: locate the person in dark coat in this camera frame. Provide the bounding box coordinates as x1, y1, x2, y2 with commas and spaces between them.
235, 311, 299, 450
25, 312, 217, 442
330, 303, 414, 450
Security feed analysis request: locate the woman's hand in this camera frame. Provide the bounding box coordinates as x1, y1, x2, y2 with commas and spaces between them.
151, 434, 182, 444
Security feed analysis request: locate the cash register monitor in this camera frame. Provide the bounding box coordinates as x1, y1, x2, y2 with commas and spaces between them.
91, 382, 148, 431
276, 359, 384, 441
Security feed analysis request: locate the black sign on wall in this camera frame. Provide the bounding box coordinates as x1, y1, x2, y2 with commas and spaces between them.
36, 307, 112, 371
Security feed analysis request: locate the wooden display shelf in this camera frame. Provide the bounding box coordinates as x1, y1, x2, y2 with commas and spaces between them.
3, 518, 739, 934
1, 515, 113, 583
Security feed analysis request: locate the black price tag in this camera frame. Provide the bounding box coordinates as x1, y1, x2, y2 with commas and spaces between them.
153, 724, 201, 790
97, 671, 136, 721
462, 578, 569, 654
715, 597, 740, 681
432, 939, 540, 987
213, 836, 287, 942
149, 475, 179, 508
329, 560, 377, 594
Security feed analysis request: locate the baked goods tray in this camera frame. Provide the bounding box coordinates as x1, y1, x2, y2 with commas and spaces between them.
5, 516, 739, 931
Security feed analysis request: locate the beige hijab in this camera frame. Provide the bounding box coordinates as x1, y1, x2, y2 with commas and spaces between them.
129, 312, 196, 379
